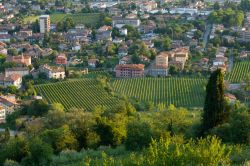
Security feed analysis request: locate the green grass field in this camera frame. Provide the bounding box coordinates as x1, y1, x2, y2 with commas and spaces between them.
24, 13, 100, 26
23, 15, 39, 24
35, 79, 119, 110
227, 61, 250, 83
113, 78, 207, 108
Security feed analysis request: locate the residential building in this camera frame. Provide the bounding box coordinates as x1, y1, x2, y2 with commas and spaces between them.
171, 47, 189, 70
0, 95, 18, 115
39, 64, 65, 79
0, 74, 22, 88
148, 52, 169, 77
115, 64, 145, 78
55, 54, 67, 65
139, 1, 158, 12
88, 59, 99, 68
156, 51, 168, 65
0, 106, 5, 123
169, 8, 198, 16
5, 67, 29, 77
0, 34, 11, 42
119, 56, 130, 64
39, 15, 50, 33
118, 45, 128, 57
148, 65, 168, 77
238, 30, 250, 42
6, 55, 31, 66
112, 17, 141, 28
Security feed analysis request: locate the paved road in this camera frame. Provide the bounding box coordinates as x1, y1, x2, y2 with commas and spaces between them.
203, 23, 212, 51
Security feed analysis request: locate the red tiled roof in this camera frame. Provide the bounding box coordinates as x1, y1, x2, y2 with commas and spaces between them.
115, 64, 145, 70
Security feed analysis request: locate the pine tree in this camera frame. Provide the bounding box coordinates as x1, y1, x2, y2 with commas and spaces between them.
202, 69, 228, 133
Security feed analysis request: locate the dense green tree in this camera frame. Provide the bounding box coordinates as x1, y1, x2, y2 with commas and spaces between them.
162, 37, 172, 51
41, 125, 78, 154
230, 111, 250, 144
208, 9, 244, 27
125, 121, 153, 151
22, 137, 53, 166
7, 49, 18, 56
31, 19, 40, 33
27, 99, 49, 116
202, 69, 228, 133
0, 136, 28, 165
0, 128, 10, 144
194, 30, 202, 40
240, 0, 250, 11
214, 2, 220, 10
65, 109, 100, 150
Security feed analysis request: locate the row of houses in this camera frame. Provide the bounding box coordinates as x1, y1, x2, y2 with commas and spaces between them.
114, 47, 189, 78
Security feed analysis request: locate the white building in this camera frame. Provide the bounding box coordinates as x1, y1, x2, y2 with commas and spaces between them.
170, 8, 198, 16
0, 95, 18, 115
39, 64, 65, 79
0, 106, 5, 123
112, 17, 141, 28
0, 74, 22, 88
39, 15, 50, 33
5, 67, 29, 77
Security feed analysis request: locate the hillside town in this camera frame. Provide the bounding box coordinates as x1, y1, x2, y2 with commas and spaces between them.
0, 0, 250, 165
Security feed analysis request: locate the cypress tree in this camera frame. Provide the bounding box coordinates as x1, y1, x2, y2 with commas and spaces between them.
202, 69, 228, 133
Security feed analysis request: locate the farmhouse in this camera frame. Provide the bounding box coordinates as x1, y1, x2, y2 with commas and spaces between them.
39, 64, 65, 79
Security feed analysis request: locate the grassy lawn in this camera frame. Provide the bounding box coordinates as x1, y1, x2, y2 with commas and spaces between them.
23, 13, 101, 26
23, 15, 39, 24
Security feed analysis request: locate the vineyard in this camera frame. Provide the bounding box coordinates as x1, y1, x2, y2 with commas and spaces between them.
35, 79, 119, 110
227, 61, 250, 83
113, 78, 207, 108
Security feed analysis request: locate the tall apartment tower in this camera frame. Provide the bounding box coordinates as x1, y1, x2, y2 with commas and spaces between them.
39, 15, 50, 33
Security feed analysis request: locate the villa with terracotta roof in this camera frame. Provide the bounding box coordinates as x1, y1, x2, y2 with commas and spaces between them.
0, 74, 22, 88
55, 54, 67, 65
0, 94, 18, 115
115, 64, 145, 78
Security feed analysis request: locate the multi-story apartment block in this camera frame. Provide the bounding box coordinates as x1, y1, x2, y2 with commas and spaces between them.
39, 15, 50, 33
115, 64, 145, 78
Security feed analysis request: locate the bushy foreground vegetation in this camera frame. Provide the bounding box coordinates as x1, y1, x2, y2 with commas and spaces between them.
1, 70, 250, 166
